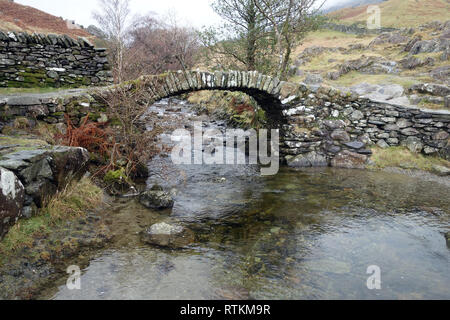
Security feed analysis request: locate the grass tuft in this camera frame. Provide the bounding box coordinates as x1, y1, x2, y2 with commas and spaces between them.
369, 146, 450, 172
0, 177, 103, 257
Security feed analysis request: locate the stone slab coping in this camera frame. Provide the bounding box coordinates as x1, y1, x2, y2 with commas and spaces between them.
370, 99, 450, 116
0, 88, 100, 106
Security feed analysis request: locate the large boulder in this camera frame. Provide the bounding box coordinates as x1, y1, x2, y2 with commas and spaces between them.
331, 150, 368, 169
350, 83, 405, 103
369, 32, 409, 47
0, 146, 89, 208
139, 185, 174, 210
400, 56, 434, 69
286, 151, 328, 168
409, 83, 450, 97
140, 222, 194, 249
0, 168, 25, 240
409, 39, 449, 55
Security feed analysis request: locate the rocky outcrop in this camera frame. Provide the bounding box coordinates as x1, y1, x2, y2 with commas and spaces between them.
327, 56, 399, 81
0, 146, 89, 220
408, 39, 450, 55
140, 222, 195, 249
0, 30, 113, 88
408, 83, 450, 97
0, 167, 25, 239
322, 23, 397, 35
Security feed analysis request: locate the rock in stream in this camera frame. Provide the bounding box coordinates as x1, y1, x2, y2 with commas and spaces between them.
140, 222, 195, 249
139, 185, 174, 210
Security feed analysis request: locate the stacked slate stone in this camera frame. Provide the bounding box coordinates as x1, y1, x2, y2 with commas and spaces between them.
0, 30, 113, 88
282, 86, 450, 168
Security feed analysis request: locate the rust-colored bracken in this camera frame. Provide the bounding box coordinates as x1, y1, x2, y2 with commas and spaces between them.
57, 113, 113, 156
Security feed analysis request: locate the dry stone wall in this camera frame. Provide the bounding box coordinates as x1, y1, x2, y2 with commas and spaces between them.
282, 86, 450, 167
0, 31, 113, 88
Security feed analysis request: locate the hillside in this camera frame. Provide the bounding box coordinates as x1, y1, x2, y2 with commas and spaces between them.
323, 0, 386, 14
289, 18, 450, 110
328, 0, 450, 28
0, 0, 93, 39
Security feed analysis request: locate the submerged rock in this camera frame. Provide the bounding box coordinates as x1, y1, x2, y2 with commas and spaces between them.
140, 222, 194, 249
139, 185, 174, 210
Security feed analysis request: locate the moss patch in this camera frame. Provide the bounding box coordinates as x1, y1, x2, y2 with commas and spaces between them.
0, 135, 49, 153
104, 168, 129, 184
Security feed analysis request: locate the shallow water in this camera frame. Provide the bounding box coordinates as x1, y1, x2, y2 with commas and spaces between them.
42, 99, 450, 300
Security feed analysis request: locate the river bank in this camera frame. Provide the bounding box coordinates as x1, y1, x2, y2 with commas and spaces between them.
0, 177, 113, 300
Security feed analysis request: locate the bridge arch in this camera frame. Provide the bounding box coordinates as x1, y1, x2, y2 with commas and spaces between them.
119, 70, 306, 127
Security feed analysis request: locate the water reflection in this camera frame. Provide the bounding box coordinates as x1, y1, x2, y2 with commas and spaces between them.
46, 167, 450, 300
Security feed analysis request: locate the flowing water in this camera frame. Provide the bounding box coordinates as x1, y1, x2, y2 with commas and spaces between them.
41, 99, 450, 300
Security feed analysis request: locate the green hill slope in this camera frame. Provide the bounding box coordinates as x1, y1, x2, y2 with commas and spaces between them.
328, 0, 450, 28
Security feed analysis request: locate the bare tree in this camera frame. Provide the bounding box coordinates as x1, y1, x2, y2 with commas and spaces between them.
93, 0, 131, 83
199, 0, 272, 72
164, 12, 200, 72
253, 0, 325, 79
124, 13, 200, 79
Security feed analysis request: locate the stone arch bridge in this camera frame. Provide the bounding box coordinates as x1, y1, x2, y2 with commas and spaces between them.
99, 70, 450, 167
111, 70, 299, 126
2, 70, 450, 167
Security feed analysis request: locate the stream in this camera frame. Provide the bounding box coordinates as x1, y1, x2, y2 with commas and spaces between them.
40, 98, 450, 300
